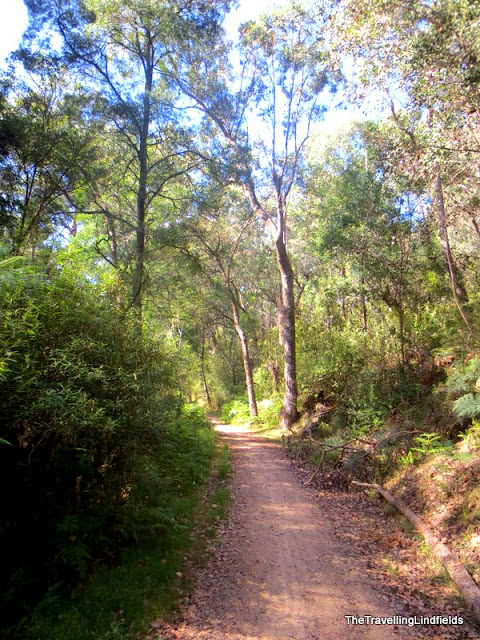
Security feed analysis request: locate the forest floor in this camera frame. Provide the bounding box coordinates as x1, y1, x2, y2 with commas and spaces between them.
146, 420, 479, 640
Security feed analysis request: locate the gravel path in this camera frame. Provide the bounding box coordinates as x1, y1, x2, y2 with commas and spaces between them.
148, 421, 476, 640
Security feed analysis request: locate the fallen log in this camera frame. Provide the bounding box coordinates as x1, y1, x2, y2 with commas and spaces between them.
352, 480, 480, 623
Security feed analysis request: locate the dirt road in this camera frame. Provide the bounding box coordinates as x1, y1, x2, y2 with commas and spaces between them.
150, 421, 474, 640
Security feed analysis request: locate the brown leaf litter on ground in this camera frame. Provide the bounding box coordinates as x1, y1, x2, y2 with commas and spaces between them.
146, 421, 479, 640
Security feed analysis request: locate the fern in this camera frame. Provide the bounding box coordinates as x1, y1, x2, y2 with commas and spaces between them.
447, 369, 472, 394
453, 392, 480, 419
57, 541, 91, 576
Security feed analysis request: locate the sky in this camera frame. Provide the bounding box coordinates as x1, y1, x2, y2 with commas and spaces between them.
0, 0, 28, 63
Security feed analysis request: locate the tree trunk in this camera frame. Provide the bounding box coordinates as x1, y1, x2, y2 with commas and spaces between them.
241, 173, 298, 429
231, 299, 258, 417
105, 215, 123, 307
200, 330, 212, 407
361, 276, 368, 332
434, 169, 472, 335
133, 39, 153, 325
398, 303, 406, 366
340, 267, 346, 320
470, 215, 480, 244
105, 215, 119, 267
275, 196, 298, 430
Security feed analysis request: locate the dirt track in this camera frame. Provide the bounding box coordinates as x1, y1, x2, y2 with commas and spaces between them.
149, 421, 475, 640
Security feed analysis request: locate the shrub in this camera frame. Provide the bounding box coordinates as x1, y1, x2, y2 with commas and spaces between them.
221, 397, 253, 424
0, 264, 215, 634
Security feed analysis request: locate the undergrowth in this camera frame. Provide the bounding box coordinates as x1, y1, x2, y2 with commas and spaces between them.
12, 407, 220, 640
0, 266, 220, 639
221, 394, 284, 439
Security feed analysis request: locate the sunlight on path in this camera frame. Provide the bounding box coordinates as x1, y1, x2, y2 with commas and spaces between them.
174, 418, 403, 640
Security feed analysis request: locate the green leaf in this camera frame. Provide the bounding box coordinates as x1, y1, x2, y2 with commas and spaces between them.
453, 393, 480, 419
0, 256, 25, 270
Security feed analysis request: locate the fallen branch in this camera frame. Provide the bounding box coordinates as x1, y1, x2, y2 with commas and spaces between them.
315, 404, 337, 416
353, 480, 480, 623
304, 430, 419, 455
303, 451, 325, 487
373, 430, 421, 450
305, 435, 364, 454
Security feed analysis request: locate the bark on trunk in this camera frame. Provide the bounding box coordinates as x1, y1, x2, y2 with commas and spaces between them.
106, 215, 123, 307
275, 196, 298, 430
398, 303, 406, 366
133, 39, 153, 325
361, 276, 367, 332
231, 299, 258, 417
435, 169, 472, 335
241, 172, 298, 429
106, 215, 118, 267
340, 267, 346, 320
200, 331, 212, 408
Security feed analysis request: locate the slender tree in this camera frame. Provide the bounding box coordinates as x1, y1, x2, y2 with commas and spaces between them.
184, 188, 260, 415
333, 0, 480, 336
22, 0, 231, 323
174, 3, 339, 427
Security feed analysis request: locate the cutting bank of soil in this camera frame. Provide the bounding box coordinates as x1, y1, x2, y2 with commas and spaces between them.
148, 421, 477, 640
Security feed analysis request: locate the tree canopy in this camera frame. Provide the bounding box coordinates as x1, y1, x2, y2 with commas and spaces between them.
1, 0, 480, 637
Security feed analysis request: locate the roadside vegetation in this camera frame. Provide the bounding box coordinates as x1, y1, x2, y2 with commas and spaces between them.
1, 0, 480, 634
0, 262, 222, 640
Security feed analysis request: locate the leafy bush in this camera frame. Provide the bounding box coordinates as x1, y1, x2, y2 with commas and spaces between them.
221, 396, 254, 424
221, 394, 283, 430
16, 403, 215, 640
297, 316, 429, 437
257, 395, 283, 428
0, 264, 215, 635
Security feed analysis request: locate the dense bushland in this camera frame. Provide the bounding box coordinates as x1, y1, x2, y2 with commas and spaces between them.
0, 260, 216, 637
2, 0, 480, 632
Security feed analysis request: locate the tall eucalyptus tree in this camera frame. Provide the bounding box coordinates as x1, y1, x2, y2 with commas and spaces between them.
173, 2, 340, 427
22, 0, 231, 321
333, 0, 480, 336
183, 186, 261, 415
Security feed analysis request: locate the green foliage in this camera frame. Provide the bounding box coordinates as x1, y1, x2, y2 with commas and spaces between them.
20, 405, 217, 640
0, 260, 217, 637
395, 432, 456, 468
398, 449, 416, 468
256, 395, 283, 429
411, 433, 453, 457
3, 0, 480, 632
453, 393, 480, 419
458, 421, 480, 451
221, 396, 255, 424
217, 443, 232, 480
438, 354, 480, 421
25, 537, 186, 640
221, 394, 283, 432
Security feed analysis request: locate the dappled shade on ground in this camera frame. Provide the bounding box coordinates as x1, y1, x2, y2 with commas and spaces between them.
149, 421, 408, 640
